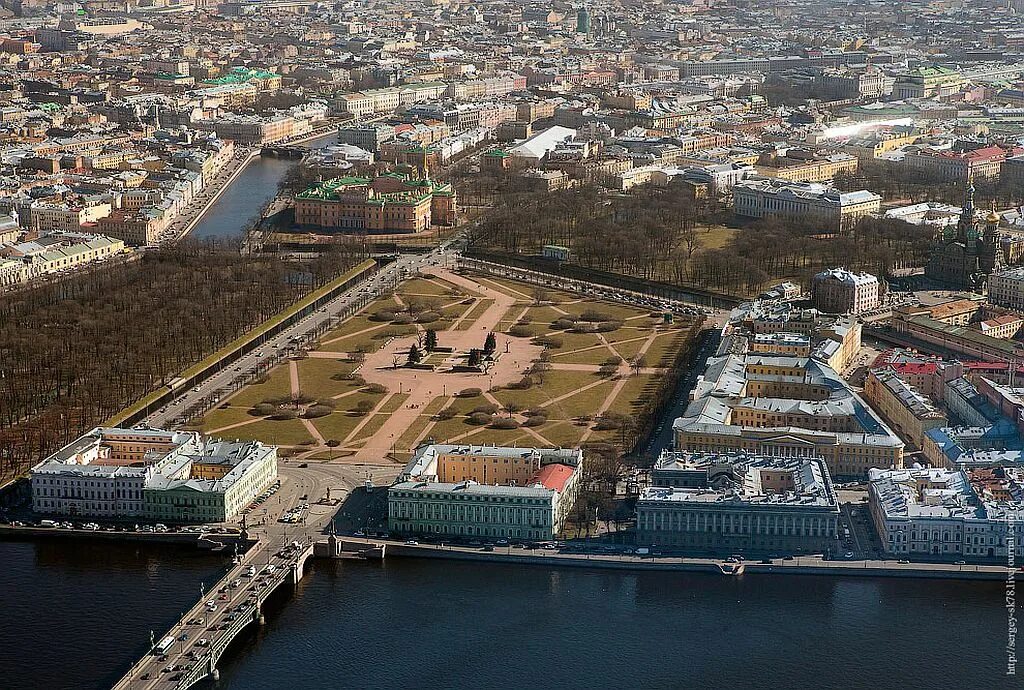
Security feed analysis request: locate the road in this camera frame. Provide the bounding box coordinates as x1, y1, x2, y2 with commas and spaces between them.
141, 248, 454, 431
115, 460, 375, 690
642, 329, 720, 456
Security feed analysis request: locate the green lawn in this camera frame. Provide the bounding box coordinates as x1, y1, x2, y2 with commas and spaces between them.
533, 420, 589, 447
317, 326, 411, 354
560, 300, 651, 322
197, 271, 696, 457
643, 331, 688, 367
606, 374, 658, 416
229, 367, 292, 408
201, 405, 260, 433
309, 411, 364, 442
524, 305, 568, 324
295, 358, 358, 399
548, 332, 605, 354
545, 380, 616, 419
229, 418, 315, 446
318, 315, 389, 345
606, 336, 650, 362
453, 298, 495, 329
698, 224, 739, 250
394, 413, 436, 451
348, 412, 391, 445
491, 370, 603, 411
396, 278, 455, 297
550, 345, 615, 366
378, 393, 410, 414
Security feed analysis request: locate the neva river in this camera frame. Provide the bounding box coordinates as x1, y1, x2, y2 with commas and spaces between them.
4, 539, 1014, 690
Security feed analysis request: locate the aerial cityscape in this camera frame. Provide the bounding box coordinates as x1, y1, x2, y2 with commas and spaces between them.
1, 0, 1023, 687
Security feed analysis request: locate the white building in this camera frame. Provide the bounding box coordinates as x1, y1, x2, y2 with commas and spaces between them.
883, 202, 962, 228
733, 176, 880, 231
388, 445, 584, 540
868, 466, 1024, 560
509, 126, 577, 163
987, 266, 1024, 312
810, 267, 880, 315
31, 427, 278, 523
637, 451, 841, 555
0, 232, 126, 286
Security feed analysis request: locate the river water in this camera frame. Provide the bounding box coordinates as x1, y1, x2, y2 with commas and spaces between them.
0, 540, 227, 690
2, 540, 1016, 690
188, 133, 337, 242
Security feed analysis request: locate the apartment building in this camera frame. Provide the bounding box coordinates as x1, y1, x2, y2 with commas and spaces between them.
337, 82, 446, 117
863, 368, 947, 449
987, 266, 1024, 312
869, 466, 1024, 560
30, 201, 113, 233
444, 75, 526, 101
810, 268, 880, 315
206, 114, 309, 144
0, 232, 125, 283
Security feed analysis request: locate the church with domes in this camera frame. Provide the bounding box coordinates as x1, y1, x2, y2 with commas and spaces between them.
925, 183, 1006, 290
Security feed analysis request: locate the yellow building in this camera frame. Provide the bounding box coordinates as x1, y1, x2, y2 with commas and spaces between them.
295, 173, 456, 234
1, 231, 126, 282
673, 354, 904, 478
862, 368, 947, 450
757, 153, 858, 183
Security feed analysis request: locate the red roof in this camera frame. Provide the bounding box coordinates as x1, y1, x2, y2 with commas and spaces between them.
531, 463, 575, 493
963, 145, 1007, 161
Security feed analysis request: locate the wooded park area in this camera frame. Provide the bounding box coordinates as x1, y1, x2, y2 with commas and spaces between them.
0, 241, 362, 483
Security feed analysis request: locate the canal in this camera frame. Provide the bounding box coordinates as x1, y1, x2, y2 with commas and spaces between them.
188, 133, 338, 242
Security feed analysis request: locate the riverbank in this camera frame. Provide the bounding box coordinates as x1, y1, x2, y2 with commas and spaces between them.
169, 147, 261, 243
0, 524, 249, 551
333, 538, 1013, 581
168, 126, 342, 244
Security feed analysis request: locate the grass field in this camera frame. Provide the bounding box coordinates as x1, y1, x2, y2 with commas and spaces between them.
195, 267, 699, 458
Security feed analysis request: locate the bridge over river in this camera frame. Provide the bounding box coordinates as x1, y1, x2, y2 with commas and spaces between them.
113, 531, 317, 690
109, 456, 391, 690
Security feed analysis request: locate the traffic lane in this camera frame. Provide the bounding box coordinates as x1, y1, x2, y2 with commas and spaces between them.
145, 554, 281, 687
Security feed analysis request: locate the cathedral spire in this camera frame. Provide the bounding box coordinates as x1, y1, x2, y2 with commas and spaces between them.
957, 178, 976, 242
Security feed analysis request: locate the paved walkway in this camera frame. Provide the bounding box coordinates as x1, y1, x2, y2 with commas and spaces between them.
202, 265, 691, 462
349, 267, 545, 460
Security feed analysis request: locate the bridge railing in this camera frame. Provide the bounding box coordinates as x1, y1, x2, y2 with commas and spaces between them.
172, 567, 294, 690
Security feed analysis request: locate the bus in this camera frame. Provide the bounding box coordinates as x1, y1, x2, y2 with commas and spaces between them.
154, 635, 175, 655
